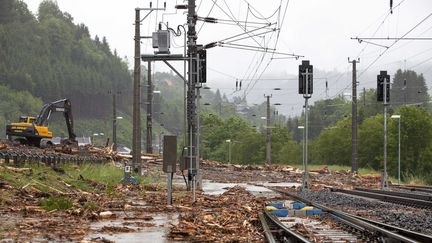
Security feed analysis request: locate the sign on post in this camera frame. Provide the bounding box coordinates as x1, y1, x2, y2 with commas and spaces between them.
163, 135, 177, 205
163, 135, 177, 173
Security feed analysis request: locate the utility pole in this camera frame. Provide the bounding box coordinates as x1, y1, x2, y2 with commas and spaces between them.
132, 4, 165, 176
132, 8, 141, 174
186, 0, 198, 201
349, 58, 359, 174
265, 94, 272, 164
146, 61, 153, 154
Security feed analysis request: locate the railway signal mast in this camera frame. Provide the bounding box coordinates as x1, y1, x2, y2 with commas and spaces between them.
298, 60, 313, 191
377, 70, 390, 189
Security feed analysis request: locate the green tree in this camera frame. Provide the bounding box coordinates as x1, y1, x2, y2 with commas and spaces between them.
311, 117, 351, 165
391, 69, 429, 107
389, 106, 432, 180
358, 114, 383, 169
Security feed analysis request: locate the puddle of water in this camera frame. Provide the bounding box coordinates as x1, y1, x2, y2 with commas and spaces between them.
85, 200, 180, 243
261, 182, 301, 187
202, 180, 301, 197
202, 181, 239, 195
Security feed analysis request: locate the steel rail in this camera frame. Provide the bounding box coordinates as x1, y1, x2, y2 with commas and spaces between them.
269, 187, 428, 243
394, 184, 432, 190
260, 211, 311, 243
355, 187, 432, 201
350, 214, 432, 243
258, 213, 277, 243
394, 185, 432, 194
332, 188, 432, 208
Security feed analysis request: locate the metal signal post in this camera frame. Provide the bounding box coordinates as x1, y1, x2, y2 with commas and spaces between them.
299, 60, 313, 191
377, 71, 390, 189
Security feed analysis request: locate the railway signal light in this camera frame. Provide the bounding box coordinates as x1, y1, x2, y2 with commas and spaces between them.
298, 60, 313, 95
377, 71, 390, 102
198, 49, 206, 83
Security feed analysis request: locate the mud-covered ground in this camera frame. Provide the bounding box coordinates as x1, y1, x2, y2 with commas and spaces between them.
0, 158, 403, 242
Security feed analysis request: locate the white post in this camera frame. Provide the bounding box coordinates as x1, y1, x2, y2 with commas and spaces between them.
398, 117, 401, 185
303, 70, 310, 190
383, 75, 389, 189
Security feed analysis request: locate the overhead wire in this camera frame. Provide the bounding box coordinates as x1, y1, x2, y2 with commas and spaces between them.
359, 11, 432, 78
246, 2, 280, 21
197, 0, 218, 34
242, 0, 289, 98
210, 0, 265, 49
355, 0, 406, 59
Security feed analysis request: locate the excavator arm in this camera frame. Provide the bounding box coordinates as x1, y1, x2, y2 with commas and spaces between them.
36, 98, 77, 142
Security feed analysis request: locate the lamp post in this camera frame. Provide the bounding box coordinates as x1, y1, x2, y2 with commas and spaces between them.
113, 116, 123, 151
391, 114, 401, 185
146, 90, 161, 154
226, 139, 232, 164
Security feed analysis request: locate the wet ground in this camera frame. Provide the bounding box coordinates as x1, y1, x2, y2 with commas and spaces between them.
85, 212, 179, 243
0, 159, 385, 242
201, 179, 300, 197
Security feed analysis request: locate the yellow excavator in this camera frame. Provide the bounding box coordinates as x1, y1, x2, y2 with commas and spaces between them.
6, 98, 77, 147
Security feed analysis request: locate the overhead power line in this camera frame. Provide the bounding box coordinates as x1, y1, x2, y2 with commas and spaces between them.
358, 11, 432, 77
353, 37, 432, 41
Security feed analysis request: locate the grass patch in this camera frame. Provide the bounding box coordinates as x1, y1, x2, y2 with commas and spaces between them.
290, 164, 381, 175
39, 196, 73, 211
403, 174, 429, 185
83, 201, 99, 210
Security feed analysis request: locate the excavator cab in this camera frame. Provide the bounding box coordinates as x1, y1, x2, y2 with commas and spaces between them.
18, 116, 37, 124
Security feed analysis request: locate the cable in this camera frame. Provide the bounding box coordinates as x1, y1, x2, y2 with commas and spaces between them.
197, 0, 217, 34
409, 56, 432, 69
359, 12, 432, 77
242, 0, 293, 99
355, 0, 406, 59
211, 0, 265, 49
208, 67, 238, 79
247, 3, 280, 21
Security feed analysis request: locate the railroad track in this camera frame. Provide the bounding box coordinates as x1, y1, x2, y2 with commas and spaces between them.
332, 187, 432, 208
355, 187, 432, 201
260, 210, 362, 242
259, 211, 310, 243
262, 187, 432, 243
392, 184, 432, 194
0, 150, 106, 165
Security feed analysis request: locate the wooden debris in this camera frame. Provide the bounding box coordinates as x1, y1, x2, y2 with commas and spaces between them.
168, 186, 264, 242
0, 143, 8, 150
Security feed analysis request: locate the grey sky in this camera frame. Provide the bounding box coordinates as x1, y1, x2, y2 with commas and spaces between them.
24, 0, 432, 115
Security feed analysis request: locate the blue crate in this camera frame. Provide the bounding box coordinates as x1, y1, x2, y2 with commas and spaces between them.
269, 209, 289, 217
293, 202, 306, 210
305, 209, 322, 216
266, 202, 285, 209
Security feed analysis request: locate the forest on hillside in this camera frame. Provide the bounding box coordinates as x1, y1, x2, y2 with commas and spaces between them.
0, 0, 244, 145
0, 0, 132, 118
